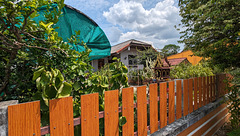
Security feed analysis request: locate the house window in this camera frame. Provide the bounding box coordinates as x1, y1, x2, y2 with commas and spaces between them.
128, 55, 137, 65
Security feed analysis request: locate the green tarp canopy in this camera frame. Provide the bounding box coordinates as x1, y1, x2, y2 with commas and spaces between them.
35, 4, 111, 60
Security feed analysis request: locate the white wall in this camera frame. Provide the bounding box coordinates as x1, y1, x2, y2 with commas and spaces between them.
120, 48, 143, 70
92, 57, 109, 72
120, 48, 137, 66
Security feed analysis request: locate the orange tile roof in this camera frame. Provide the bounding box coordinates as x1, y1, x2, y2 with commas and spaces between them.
167, 50, 203, 65
162, 58, 189, 66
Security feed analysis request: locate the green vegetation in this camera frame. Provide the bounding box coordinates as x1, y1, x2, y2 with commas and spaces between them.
96, 58, 128, 91
128, 58, 156, 85
170, 62, 214, 79
0, 0, 69, 101
0, 0, 128, 134
178, 0, 240, 69
161, 44, 180, 57
226, 68, 240, 129
136, 47, 158, 67
227, 127, 240, 136
179, 0, 240, 129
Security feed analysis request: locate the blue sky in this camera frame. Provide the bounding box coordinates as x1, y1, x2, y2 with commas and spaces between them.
64, 0, 183, 50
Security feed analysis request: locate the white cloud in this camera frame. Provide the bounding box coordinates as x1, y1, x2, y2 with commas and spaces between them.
108, 27, 122, 43
124, 0, 147, 3
103, 0, 182, 49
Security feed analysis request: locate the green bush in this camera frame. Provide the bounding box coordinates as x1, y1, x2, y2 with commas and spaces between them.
227, 128, 240, 136
226, 68, 240, 129
170, 62, 214, 79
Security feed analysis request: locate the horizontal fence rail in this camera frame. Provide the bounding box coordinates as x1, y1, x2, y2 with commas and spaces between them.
8, 74, 229, 136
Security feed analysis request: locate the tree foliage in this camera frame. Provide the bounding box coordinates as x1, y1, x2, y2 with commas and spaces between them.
226, 68, 240, 129
161, 44, 180, 56
170, 62, 214, 79
179, 0, 240, 129
0, 0, 70, 101
0, 1, 129, 132
136, 47, 158, 67
178, 0, 240, 69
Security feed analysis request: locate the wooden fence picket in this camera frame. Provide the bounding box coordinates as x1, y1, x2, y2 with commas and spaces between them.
122, 87, 134, 136
213, 76, 216, 101
189, 79, 194, 113
49, 97, 74, 136
218, 75, 222, 97
203, 77, 206, 106
224, 74, 227, 94
149, 83, 158, 133
137, 86, 148, 136
176, 80, 182, 120
160, 82, 167, 128
207, 77, 210, 104
183, 79, 189, 116
105, 90, 119, 136
8, 101, 41, 136
210, 76, 213, 102
168, 81, 175, 124
198, 77, 202, 107
194, 77, 198, 110
81, 93, 99, 136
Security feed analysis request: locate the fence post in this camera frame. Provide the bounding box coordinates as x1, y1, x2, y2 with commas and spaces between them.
183, 79, 189, 116
81, 93, 99, 136
105, 90, 119, 136
137, 86, 148, 136
194, 78, 198, 110
198, 77, 202, 107
189, 79, 194, 113
160, 82, 167, 128
176, 80, 182, 120
149, 83, 158, 134
168, 81, 175, 123
49, 97, 74, 136
122, 87, 134, 136
8, 101, 41, 136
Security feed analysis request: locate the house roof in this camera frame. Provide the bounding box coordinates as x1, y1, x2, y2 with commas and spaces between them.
162, 57, 188, 66
111, 39, 153, 54
167, 50, 203, 65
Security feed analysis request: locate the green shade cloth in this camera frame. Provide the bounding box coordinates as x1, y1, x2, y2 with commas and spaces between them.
35, 4, 111, 60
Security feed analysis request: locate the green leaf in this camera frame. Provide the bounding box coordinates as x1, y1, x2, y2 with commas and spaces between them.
73, 81, 81, 91
51, 68, 58, 77
44, 85, 57, 99
101, 84, 109, 88
57, 83, 64, 94
119, 116, 127, 126
40, 72, 51, 86
36, 77, 41, 90
112, 57, 117, 60
58, 82, 72, 98
122, 65, 128, 73
42, 93, 49, 106
33, 66, 44, 81
56, 69, 64, 81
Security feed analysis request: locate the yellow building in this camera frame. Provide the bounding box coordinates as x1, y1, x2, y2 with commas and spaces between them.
167, 50, 203, 65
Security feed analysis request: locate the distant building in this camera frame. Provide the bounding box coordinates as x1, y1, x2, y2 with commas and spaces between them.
154, 54, 171, 79
92, 39, 155, 71
162, 57, 190, 66
167, 50, 203, 65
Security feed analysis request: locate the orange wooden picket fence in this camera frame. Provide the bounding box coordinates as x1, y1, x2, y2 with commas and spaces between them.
8, 74, 229, 136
